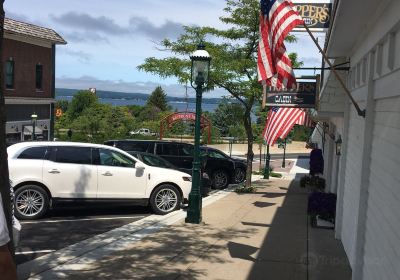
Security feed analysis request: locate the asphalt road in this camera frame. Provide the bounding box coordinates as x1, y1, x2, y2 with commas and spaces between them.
15, 205, 152, 265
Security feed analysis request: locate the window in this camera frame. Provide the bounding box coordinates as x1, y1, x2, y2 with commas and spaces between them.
36, 64, 43, 90
18, 146, 47, 160
158, 143, 180, 156
208, 150, 227, 159
141, 154, 174, 168
180, 144, 194, 156
116, 141, 153, 153
5, 59, 14, 89
99, 149, 135, 168
54, 146, 92, 164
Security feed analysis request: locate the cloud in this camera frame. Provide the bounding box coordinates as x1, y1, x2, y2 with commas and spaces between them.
50, 12, 184, 43
50, 12, 129, 34
129, 16, 184, 40
58, 49, 92, 63
62, 31, 109, 44
55, 76, 228, 97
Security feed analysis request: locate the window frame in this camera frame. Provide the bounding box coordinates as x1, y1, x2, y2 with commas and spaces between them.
51, 146, 93, 165
35, 63, 43, 90
5, 59, 14, 89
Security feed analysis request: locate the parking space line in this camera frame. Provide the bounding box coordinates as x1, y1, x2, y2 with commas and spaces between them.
21, 215, 147, 224
16, 250, 56, 255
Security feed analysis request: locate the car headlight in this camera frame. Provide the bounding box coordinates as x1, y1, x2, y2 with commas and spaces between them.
182, 176, 192, 182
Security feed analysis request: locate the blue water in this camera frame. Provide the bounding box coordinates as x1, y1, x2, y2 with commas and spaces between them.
57, 96, 219, 113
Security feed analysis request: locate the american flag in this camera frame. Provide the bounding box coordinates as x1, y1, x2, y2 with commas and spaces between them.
263, 107, 304, 146
257, 0, 303, 89
294, 110, 315, 127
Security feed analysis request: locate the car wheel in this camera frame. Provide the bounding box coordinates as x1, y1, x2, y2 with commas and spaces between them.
14, 184, 49, 220
212, 170, 229, 189
234, 168, 246, 183
150, 184, 181, 215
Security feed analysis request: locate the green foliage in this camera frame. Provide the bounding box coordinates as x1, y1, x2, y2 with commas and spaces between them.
146, 86, 170, 111
56, 99, 69, 112
270, 171, 283, 178
126, 105, 143, 118
138, 0, 301, 186
211, 97, 244, 136
235, 184, 256, 193
288, 125, 312, 141
67, 90, 98, 120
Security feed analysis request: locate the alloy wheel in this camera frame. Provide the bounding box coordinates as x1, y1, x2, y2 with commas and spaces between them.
214, 170, 228, 188
16, 189, 45, 217
155, 189, 178, 212
234, 168, 246, 183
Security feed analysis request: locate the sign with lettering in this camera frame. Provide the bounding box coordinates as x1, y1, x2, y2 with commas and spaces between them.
266, 82, 317, 108
293, 2, 332, 32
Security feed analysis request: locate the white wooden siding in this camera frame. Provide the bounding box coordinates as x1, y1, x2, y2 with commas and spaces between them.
341, 107, 365, 266
363, 96, 400, 280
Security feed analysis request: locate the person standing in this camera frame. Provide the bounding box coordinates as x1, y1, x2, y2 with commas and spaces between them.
0, 193, 17, 280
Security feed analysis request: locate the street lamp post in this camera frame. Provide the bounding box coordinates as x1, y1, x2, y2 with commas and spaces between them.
31, 113, 38, 141
185, 42, 211, 224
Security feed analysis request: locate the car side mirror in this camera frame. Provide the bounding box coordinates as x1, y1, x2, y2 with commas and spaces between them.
135, 162, 145, 177
135, 162, 145, 170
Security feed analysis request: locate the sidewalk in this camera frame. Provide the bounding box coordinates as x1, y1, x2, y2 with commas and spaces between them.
19, 174, 351, 279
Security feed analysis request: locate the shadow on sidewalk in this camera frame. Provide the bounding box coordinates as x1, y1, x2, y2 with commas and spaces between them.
52, 222, 258, 279
233, 180, 351, 280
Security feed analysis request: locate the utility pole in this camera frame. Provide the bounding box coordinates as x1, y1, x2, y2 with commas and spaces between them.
0, 0, 16, 257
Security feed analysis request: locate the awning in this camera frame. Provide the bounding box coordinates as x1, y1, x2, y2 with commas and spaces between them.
23, 126, 43, 136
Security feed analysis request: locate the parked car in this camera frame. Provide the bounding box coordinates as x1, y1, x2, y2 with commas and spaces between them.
104, 140, 247, 189
129, 128, 154, 136
7, 142, 192, 219
129, 151, 211, 197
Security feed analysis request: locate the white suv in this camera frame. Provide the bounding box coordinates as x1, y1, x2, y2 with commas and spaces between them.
7, 142, 192, 219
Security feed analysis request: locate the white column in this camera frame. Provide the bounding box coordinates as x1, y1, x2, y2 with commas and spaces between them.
352, 51, 376, 280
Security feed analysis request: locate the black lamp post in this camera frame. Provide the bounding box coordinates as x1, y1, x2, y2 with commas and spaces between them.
31, 113, 38, 140
185, 42, 211, 224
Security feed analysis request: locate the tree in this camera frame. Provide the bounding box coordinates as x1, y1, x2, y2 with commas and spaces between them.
67, 90, 98, 120
138, 0, 301, 186
55, 99, 69, 113
211, 97, 244, 136
146, 86, 170, 111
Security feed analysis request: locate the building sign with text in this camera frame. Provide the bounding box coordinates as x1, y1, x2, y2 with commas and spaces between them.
293, 2, 332, 32
266, 81, 318, 108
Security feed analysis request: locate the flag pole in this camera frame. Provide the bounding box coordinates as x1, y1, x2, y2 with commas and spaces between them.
261, 82, 267, 110
302, 23, 366, 118
263, 84, 270, 179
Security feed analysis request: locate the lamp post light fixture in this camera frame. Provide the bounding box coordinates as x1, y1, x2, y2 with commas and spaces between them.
31, 113, 38, 141
335, 135, 342, 155
185, 42, 211, 224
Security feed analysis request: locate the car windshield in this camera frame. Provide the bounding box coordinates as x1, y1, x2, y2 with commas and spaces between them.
202, 148, 228, 159
141, 154, 175, 169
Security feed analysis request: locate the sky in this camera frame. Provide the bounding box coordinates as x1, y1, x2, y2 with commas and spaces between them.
5, 0, 328, 98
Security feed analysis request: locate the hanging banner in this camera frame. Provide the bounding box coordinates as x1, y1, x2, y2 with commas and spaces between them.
293, 2, 332, 32
266, 78, 319, 108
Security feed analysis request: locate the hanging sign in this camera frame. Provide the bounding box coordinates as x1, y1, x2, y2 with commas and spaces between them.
266, 80, 319, 108
293, 2, 332, 32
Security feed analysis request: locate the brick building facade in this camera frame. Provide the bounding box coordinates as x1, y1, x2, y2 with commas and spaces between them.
3, 18, 66, 145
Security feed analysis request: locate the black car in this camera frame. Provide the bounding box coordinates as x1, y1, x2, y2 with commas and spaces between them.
104, 140, 247, 189
128, 151, 211, 197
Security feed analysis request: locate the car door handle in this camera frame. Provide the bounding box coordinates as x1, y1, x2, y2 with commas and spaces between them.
101, 171, 113, 176
48, 169, 60, 174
